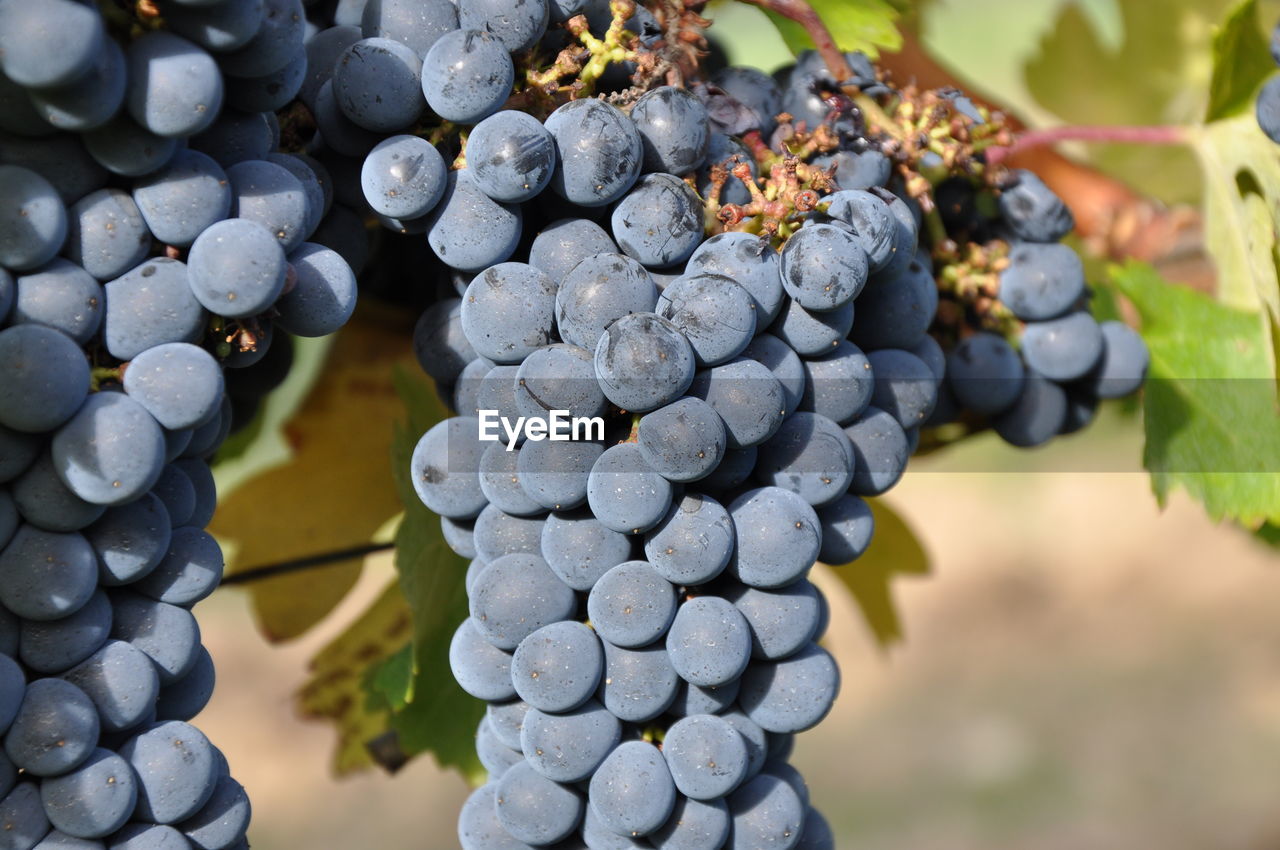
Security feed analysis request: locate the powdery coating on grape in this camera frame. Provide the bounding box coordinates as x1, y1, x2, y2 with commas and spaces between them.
151, 464, 196, 527
333, 38, 425, 132
510, 620, 603, 712
545, 98, 644, 207
0, 166, 68, 272
64, 190, 152, 283
177, 773, 251, 848
52, 393, 165, 507
449, 618, 516, 702
4, 679, 100, 777
0, 325, 88, 435
850, 255, 938, 351
125, 32, 224, 138
791, 807, 835, 849
612, 173, 705, 269
668, 678, 740, 718
131, 151, 232, 248
598, 638, 680, 722
227, 159, 310, 252
427, 171, 523, 273
484, 700, 529, 752
779, 223, 868, 312
472, 504, 545, 561
63, 640, 161, 733
156, 645, 215, 722
723, 580, 822, 661
666, 596, 751, 687
769, 299, 854, 357
819, 149, 892, 193
742, 334, 806, 417
528, 218, 617, 281
132, 527, 224, 606
688, 357, 787, 450
27, 39, 125, 133
119, 721, 219, 824
727, 487, 821, 589
495, 760, 583, 846
556, 253, 658, 352
588, 562, 677, 648
110, 593, 202, 684
586, 443, 674, 535
479, 443, 545, 517
687, 233, 784, 326
164, 0, 267, 52
104, 258, 207, 361
479, 715, 524, 778
13, 450, 106, 533
124, 343, 224, 431
514, 343, 607, 425
18, 589, 111, 674
539, 509, 631, 590
998, 242, 1086, 321
360, 135, 447, 220
756, 412, 855, 507
657, 273, 756, 367
276, 243, 358, 337
466, 111, 556, 203
0, 654, 23, 736
0, 784, 49, 849
589, 741, 677, 838
456, 784, 518, 850
663, 714, 750, 800
710, 66, 783, 136
1089, 320, 1150, 399
226, 48, 308, 113
738, 643, 839, 733
362, 0, 458, 57
0, 0, 105, 88
39, 748, 137, 838
0, 526, 98, 621
595, 312, 696, 413
459, 0, 549, 52
631, 86, 711, 176
998, 169, 1074, 243
994, 371, 1068, 448
637, 398, 726, 484
172, 458, 216, 529
726, 773, 805, 849
866, 348, 938, 428
867, 187, 920, 277
108, 824, 190, 850
421, 29, 514, 124
649, 795, 731, 850
1024, 313, 1106, 386
469, 553, 576, 650
843, 406, 909, 496
946, 332, 1025, 415
217, 0, 305, 78
413, 299, 475, 384
520, 700, 620, 783
518, 440, 602, 511
823, 189, 897, 271
411, 417, 487, 519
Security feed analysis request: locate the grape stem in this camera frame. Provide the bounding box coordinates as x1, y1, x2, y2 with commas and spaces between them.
220, 542, 395, 587
986, 124, 1190, 164
735, 0, 851, 82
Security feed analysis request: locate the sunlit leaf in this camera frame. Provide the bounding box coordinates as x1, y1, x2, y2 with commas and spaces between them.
1206, 0, 1274, 121
755, 0, 901, 60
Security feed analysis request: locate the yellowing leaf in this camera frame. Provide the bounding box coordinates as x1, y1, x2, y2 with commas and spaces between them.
820, 497, 930, 649
212, 309, 418, 642
1206, 0, 1274, 121
296, 580, 414, 775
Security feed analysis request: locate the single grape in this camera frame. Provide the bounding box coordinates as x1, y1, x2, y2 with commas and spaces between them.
0, 525, 97, 622
64, 190, 153, 283
755, 412, 855, 507
0, 165, 67, 272
510, 620, 603, 713
598, 638, 680, 722
106, 824, 190, 850
479, 443, 546, 517
998, 170, 1074, 243
1087, 320, 1150, 399
769, 299, 854, 358
657, 273, 756, 366
649, 796, 731, 850
993, 371, 1068, 448
663, 713, 750, 800
0, 784, 49, 850
687, 358, 786, 450
178, 773, 251, 849
849, 255, 938, 351
738, 643, 839, 733
12, 450, 107, 533
1258, 75, 1280, 143
4, 678, 100, 777
110, 592, 201, 685
225, 48, 308, 113
277, 243, 358, 337
555, 253, 658, 353
449, 618, 516, 702
39, 748, 137, 839
103, 258, 207, 362
726, 487, 821, 589
466, 109, 556, 203
518, 440, 602, 512
643, 493, 734, 586
666, 596, 751, 687
123, 344, 224, 432
1021, 311, 1104, 382
163, 0, 268, 52
726, 773, 805, 850
513, 343, 607, 427
520, 700, 620, 784
469, 553, 576, 650
528, 218, 617, 282
686, 233, 784, 325
361, 0, 459, 58
119, 721, 219, 824
589, 741, 677, 838
131, 150, 232, 248
426, 171, 523, 273
131, 526, 224, 607
668, 678, 740, 718
421, 29, 514, 124
125, 32, 224, 138
459, 0, 549, 52
588, 561, 677, 648
52, 393, 165, 507
945, 333, 1025, 415
472, 504, 545, 562
217, 0, 305, 78
544, 98, 643, 207
539, 509, 631, 591
18, 589, 111, 674
637, 397, 727, 483
227, 159, 310, 252
722, 579, 822, 661
866, 348, 938, 428
63, 640, 161, 734
494, 761, 583, 846
410, 417, 487, 519
586, 443, 673, 535
594, 313, 696, 413
188, 109, 274, 168
155, 645, 215, 723
612, 174, 705, 269
710, 67, 782, 136
360, 135, 447, 219
334, 38, 425, 132
0, 654, 24, 736
998, 242, 1086, 321
631, 86, 711, 176
843, 406, 909, 496
779, 223, 868, 312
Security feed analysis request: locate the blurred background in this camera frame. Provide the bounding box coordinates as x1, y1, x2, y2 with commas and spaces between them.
197, 0, 1280, 846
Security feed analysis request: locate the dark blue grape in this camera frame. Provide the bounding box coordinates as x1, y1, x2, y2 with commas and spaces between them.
469, 552, 575, 650
850, 255, 937, 351
125, 32, 224, 138
461, 262, 557, 364
1258, 75, 1280, 143
187, 110, 273, 168
457, 783, 523, 850
5, 678, 99, 777
427, 171, 523, 273
1021, 311, 1103, 382
107, 824, 190, 850
472, 504, 544, 561
412, 299, 475, 384
555, 253, 658, 353
726, 487, 820, 589
632, 86, 711, 176
518, 440, 602, 512
723, 580, 821, 661
998, 242, 1086, 321
18, 589, 111, 674
276, 243, 358, 337
164, 0, 267, 52
798, 341, 873, 426
649, 796, 730, 850
946, 332, 1025, 415
510, 620, 602, 713
26, 40, 125, 133
663, 713, 749, 800
171, 458, 215, 529
597, 638, 679, 722
545, 98, 643, 207
110, 593, 201, 685
217, 0, 305, 78
410, 416, 487, 519
666, 596, 751, 686
998, 170, 1074, 243
225, 48, 307, 113
637, 397, 727, 483
768, 299, 854, 357
643, 493, 734, 586
539, 509, 630, 591
0, 165, 67, 272
479, 443, 545, 517
586, 443, 673, 535
755, 412, 853, 507
11, 260, 103, 348
155, 645, 215, 723
520, 700, 620, 784
779, 223, 868, 311
63, 640, 160, 734
459, 0, 548, 52
178, 773, 250, 849
686, 233, 783, 325
528, 218, 617, 282
150, 464, 195, 527
822, 189, 897, 271
52, 393, 165, 507
726, 773, 805, 850
361, 0, 459, 58
513, 343, 607, 426
742, 335, 805, 417
421, 29, 513, 124
227, 159, 310, 252
697, 133, 757, 207
132, 527, 223, 607
594, 313, 696, 413
844, 406, 909, 496
477, 718, 522, 778
64, 190, 152, 284
866, 348, 938, 428
334, 38, 425, 132
103, 258, 207, 362
464, 111, 555, 203
0, 1, 104, 87
993, 371, 1067, 448
709, 67, 782, 136
815, 149, 892, 192
668, 678, 739, 718
484, 699, 529, 751
589, 741, 676, 838
1087, 320, 1149, 399
657, 273, 755, 366
131, 151, 232, 248
738, 643, 838, 732
0, 783, 49, 850
449, 618, 516, 702
0, 653, 24, 736
588, 561, 677, 648
688, 358, 786, 450
123, 344, 224, 431
39, 748, 137, 839
119, 721, 219, 824
0, 525, 97, 622
612, 174, 705, 269
12, 450, 107, 533
495, 761, 583, 846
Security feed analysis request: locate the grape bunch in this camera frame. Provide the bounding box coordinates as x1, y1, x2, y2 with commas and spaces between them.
0, 0, 360, 846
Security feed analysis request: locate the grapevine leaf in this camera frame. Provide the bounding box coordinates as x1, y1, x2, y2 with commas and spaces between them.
1191, 112, 1280, 377
820, 498, 929, 649
1112, 261, 1280, 526
1258, 522, 1280, 545
1208, 0, 1275, 120
211, 314, 416, 642
1023, 0, 1235, 204
756, 0, 901, 60
296, 580, 414, 775
378, 367, 485, 783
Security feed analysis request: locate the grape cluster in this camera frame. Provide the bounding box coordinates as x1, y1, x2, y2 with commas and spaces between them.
0, 0, 361, 847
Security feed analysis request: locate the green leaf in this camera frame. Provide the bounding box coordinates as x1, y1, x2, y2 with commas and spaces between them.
1207, 0, 1274, 121
756, 0, 901, 60
819, 498, 930, 649
379, 367, 485, 783
1022, 0, 1237, 205
1258, 521, 1280, 545
1112, 261, 1280, 527
1191, 113, 1280, 378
